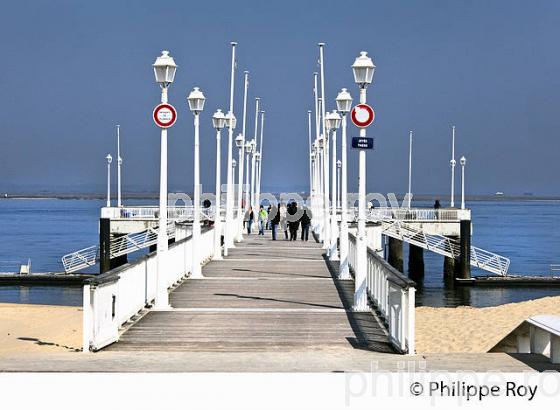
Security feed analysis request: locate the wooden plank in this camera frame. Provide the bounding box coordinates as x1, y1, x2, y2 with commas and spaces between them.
110, 234, 394, 354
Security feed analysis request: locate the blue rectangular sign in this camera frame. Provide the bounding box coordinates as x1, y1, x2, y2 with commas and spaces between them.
351, 137, 374, 150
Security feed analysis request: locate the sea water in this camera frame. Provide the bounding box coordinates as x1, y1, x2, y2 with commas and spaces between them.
0, 198, 558, 307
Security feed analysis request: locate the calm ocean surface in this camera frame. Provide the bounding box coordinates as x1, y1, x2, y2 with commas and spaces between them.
0, 198, 559, 307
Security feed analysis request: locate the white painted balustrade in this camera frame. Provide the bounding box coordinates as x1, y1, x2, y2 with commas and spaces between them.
354, 207, 471, 222
82, 224, 216, 352
348, 232, 416, 354
101, 206, 217, 221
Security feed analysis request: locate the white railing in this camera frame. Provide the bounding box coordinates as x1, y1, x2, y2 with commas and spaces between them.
347, 207, 471, 222
109, 221, 178, 258
471, 246, 511, 276
348, 233, 416, 354
382, 220, 510, 276
101, 206, 216, 221
61, 245, 100, 272
82, 226, 216, 352
62, 222, 179, 273
383, 220, 460, 257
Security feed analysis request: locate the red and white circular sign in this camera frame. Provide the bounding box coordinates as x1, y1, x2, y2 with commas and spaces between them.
153, 103, 177, 128
351, 104, 375, 128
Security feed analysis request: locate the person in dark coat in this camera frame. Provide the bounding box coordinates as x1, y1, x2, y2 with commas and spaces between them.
287, 202, 300, 241
433, 199, 441, 219
300, 207, 311, 241
270, 204, 280, 240
245, 207, 254, 234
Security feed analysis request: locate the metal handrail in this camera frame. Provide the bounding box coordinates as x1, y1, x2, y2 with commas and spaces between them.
62, 222, 179, 273
381, 220, 510, 276
61, 245, 99, 273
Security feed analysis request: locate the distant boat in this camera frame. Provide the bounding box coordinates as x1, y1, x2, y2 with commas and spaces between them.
495, 192, 504, 196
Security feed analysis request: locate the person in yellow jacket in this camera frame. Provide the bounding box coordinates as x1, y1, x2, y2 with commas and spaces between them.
258, 205, 268, 236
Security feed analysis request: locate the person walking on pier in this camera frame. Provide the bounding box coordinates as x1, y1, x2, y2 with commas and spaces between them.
287, 202, 299, 241
258, 205, 268, 235
300, 206, 311, 241
434, 199, 441, 219
270, 204, 280, 240
266, 205, 272, 230
280, 203, 288, 240
246, 207, 254, 235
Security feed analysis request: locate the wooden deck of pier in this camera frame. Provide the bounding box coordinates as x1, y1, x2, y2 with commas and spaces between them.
108, 234, 394, 354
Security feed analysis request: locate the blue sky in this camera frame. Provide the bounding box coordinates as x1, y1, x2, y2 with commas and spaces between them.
0, 0, 559, 195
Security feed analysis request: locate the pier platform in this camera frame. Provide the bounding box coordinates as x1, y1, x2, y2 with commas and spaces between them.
107, 234, 394, 353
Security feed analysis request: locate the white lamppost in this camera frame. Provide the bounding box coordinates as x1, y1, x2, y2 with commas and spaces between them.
408, 130, 413, 208
450, 125, 456, 208
318, 43, 330, 252
336, 160, 341, 208
105, 154, 112, 207
308, 110, 313, 206
255, 152, 261, 209
212, 109, 226, 260
326, 110, 341, 261
153, 50, 177, 309
187, 87, 206, 278
225, 42, 237, 253
251, 98, 260, 213
224, 110, 237, 255
256, 110, 265, 209
310, 150, 316, 210
352, 51, 375, 311
313, 139, 321, 235
313, 72, 321, 237
236, 71, 249, 242
336, 87, 352, 279
232, 159, 237, 178
235, 133, 244, 241
244, 140, 253, 218
116, 125, 122, 207
317, 134, 325, 238
250, 138, 257, 216
460, 156, 467, 210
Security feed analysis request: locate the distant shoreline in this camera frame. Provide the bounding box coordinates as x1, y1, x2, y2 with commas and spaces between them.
1, 193, 559, 202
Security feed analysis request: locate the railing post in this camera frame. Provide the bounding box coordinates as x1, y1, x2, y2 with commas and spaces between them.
459, 219, 471, 279
99, 218, 111, 274
400, 288, 407, 352
82, 284, 92, 353
406, 287, 416, 355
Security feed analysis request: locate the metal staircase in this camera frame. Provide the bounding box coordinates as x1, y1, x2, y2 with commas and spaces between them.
382, 220, 510, 276
61, 222, 177, 273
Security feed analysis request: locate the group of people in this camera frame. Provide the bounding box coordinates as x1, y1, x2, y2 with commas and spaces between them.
244, 202, 312, 241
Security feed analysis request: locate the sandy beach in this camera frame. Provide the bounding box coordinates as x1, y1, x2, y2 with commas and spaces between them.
416, 296, 560, 353
0, 303, 82, 356
0, 296, 559, 357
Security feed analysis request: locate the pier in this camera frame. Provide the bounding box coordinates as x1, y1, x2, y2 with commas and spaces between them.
81, 219, 416, 354
107, 234, 394, 354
